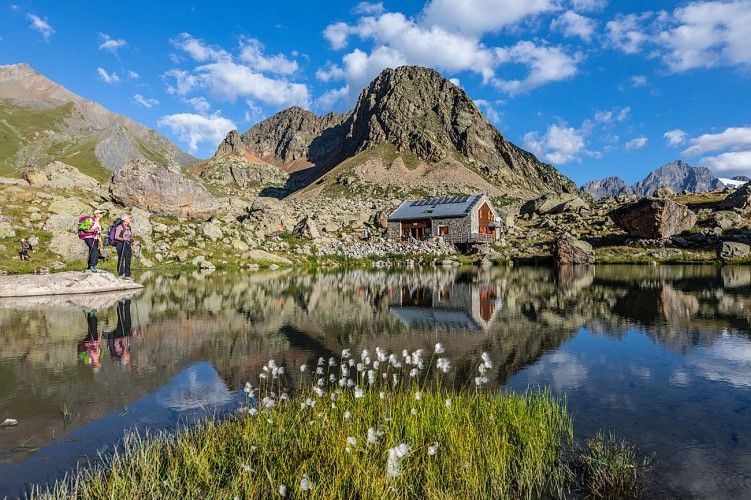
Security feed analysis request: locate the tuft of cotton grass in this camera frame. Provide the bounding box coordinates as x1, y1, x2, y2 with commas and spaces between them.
387, 443, 412, 478
299, 474, 311, 492
428, 443, 439, 456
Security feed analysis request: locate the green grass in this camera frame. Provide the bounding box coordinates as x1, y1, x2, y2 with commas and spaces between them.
33, 349, 649, 499
576, 432, 651, 499
48, 139, 111, 182
0, 100, 76, 176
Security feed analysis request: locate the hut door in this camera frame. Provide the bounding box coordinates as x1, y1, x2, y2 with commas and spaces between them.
478, 203, 494, 237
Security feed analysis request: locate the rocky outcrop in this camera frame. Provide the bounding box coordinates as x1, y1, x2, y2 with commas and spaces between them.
718, 182, 751, 212
718, 242, 750, 261
581, 176, 634, 200
609, 198, 697, 239
552, 235, 595, 265
110, 159, 220, 221
521, 193, 587, 216
240, 107, 348, 165
653, 186, 674, 198
632, 161, 723, 196
22, 161, 100, 190
293, 217, 320, 239
0, 271, 143, 298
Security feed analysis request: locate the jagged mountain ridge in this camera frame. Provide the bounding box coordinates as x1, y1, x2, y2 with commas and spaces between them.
0, 63, 194, 180
211, 65, 577, 198
583, 160, 726, 200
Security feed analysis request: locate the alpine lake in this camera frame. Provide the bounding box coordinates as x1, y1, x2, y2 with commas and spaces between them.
1, 265, 750, 498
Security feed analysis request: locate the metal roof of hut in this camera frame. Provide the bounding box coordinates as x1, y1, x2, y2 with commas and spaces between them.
388, 195, 484, 221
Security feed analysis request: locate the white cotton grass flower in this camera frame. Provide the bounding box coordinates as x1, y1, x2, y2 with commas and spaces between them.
379, 391, 386, 399
279, 484, 287, 496
414, 391, 423, 401
313, 387, 324, 397
347, 436, 357, 446
434, 342, 445, 354
367, 427, 384, 445
361, 349, 370, 361
392, 373, 399, 386
248, 407, 258, 416
259, 372, 268, 380
475, 376, 489, 386
368, 370, 376, 385
348, 358, 356, 367
329, 357, 337, 367
387, 443, 411, 478
376, 347, 387, 362
437, 358, 452, 373
481, 352, 492, 369
344, 411, 352, 420
428, 443, 439, 456
445, 398, 452, 408
244, 382, 254, 395
299, 364, 308, 373
411, 408, 418, 415
354, 387, 365, 399
347, 379, 356, 388
300, 474, 311, 492
342, 349, 351, 359
317, 378, 325, 387
318, 357, 325, 366
373, 360, 380, 370
316, 366, 324, 375
409, 368, 418, 378
329, 374, 337, 383
262, 396, 275, 409
357, 362, 365, 372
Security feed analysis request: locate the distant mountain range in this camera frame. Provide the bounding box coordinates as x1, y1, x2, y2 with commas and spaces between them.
198, 65, 577, 198
0, 63, 193, 181
582, 160, 746, 200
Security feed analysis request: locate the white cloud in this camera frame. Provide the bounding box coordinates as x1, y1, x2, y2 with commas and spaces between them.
133, 94, 159, 108
27, 13, 54, 41
474, 99, 502, 123
158, 113, 236, 153
165, 69, 200, 95
97, 67, 120, 84
492, 42, 581, 95
183, 96, 212, 115
323, 22, 351, 50
605, 12, 652, 54
594, 106, 630, 123
238, 37, 299, 75
315, 62, 346, 82
658, 0, 751, 72
523, 123, 586, 164
664, 129, 687, 147
170, 33, 230, 62
352, 1, 385, 15
629, 74, 647, 87
194, 61, 310, 107
98, 33, 126, 54
421, 0, 558, 36
625, 136, 648, 150
315, 86, 350, 110
699, 151, 751, 177
571, 0, 607, 12
682, 126, 751, 156
551, 11, 596, 41
127, 70, 140, 79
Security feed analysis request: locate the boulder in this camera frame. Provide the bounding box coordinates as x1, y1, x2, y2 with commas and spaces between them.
371, 210, 389, 229
520, 193, 587, 216
202, 222, 223, 241
22, 161, 100, 190
718, 241, 750, 261
43, 214, 78, 233
48, 196, 92, 216
246, 249, 292, 266
609, 198, 697, 239
552, 235, 595, 265
712, 210, 742, 231
0, 221, 16, 239
249, 197, 285, 214
653, 186, 674, 198
718, 182, 751, 212
293, 217, 320, 239
129, 207, 153, 241
48, 232, 86, 262
0, 271, 142, 298
109, 159, 220, 221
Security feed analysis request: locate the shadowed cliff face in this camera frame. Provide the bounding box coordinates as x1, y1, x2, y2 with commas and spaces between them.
217, 65, 577, 198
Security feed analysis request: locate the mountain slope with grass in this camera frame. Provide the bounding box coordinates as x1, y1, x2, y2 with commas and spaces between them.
0, 63, 194, 181
213, 65, 577, 199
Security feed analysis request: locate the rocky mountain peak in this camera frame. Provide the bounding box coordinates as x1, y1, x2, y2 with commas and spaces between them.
632, 160, 722, 196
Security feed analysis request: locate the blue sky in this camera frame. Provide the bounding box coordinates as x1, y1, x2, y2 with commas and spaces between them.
2, 0, 751, 186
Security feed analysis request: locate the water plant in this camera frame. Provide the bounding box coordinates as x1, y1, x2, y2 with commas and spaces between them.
34, 346, 645, 499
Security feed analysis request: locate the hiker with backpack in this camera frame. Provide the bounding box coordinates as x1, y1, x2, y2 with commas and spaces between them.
111, 214, 134, 280
78, 210, 104, 273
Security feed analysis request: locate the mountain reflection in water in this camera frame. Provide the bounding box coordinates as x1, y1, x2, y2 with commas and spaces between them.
0, 265, 750, 498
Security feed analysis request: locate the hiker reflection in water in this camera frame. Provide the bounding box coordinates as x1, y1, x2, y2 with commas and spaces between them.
107, 299, 138, 365
77, 309, 102, 371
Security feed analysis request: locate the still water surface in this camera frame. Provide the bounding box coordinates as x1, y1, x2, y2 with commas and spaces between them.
1, 266, 750, 498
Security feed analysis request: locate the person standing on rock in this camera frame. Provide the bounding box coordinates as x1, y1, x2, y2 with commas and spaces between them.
114, 214, 134, 280
80, 209, 104, 273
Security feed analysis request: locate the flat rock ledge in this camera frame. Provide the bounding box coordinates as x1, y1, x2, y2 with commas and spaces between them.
0, 271, 143, 298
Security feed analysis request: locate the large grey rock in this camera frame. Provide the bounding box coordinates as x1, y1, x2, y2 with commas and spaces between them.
552, 235, 595, 265
712, 211, 742, 231
22, 161, 100, 190
129, 207, 153, 240
43, 213, 78, 233
718, 182, 751, 212
0, 221, 16, 239
293, 217, 320, 239
246, 249, 292, 265
48, 196, 92, 216
521, 193, 587, 216
0, 271, 142, 298
609, 198, 697, 239
718, 241, 750, 261
109, 159, 220, 221
48, 232, 86, 262
202, 222, 223, 241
